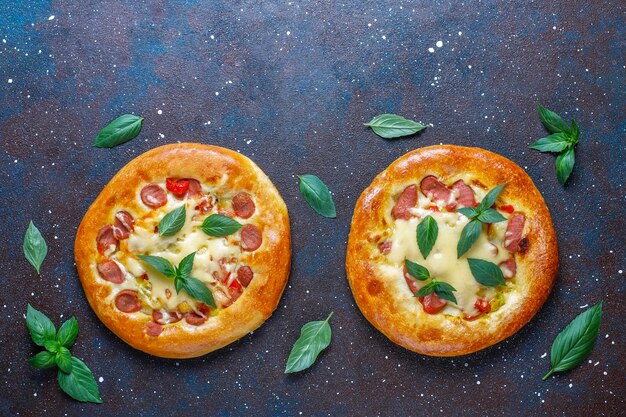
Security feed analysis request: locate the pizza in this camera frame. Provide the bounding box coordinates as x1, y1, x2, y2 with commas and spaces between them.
75, 143, 291, 358
346, 145, 558, 356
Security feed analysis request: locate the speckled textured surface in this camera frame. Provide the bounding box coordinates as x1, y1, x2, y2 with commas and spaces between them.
0, 1, 624, 416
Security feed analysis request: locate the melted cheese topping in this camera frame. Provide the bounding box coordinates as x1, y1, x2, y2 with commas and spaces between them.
383, 180, 512, 317
107, 181, 249, 313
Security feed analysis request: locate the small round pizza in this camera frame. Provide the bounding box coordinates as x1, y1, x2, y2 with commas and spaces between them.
75, 143, 291, 358
346, 145, 558, 356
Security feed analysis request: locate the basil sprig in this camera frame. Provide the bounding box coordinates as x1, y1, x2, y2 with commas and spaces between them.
138, 252, 216, 307
23, 221, 48, 274
26, 305, 102, 403
416, 215, 438, 259
298, 174, 336, 218
201, 214, 242, 237
92, 114, 143, 148
285, 312, 333, 373
404, 260, 457, 304
543, 301, 603, 380
158, 205, 186, 236
467, 258, 505, 287
456, 184, 507, 258
530, 103, 580, 185
364, 114, 426, 139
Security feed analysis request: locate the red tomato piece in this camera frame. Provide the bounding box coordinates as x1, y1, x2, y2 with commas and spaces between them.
499, 205, 515, 214
475, 298, 492, 314
418, 293, 447, 314
166, 178, 190, 196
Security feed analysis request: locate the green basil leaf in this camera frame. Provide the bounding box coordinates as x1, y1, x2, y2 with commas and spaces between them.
434, 288, 457, 304
174, 276, 184, 293
536, 103, 570, 134
201, 214, 243, 237
137, 255, 176, 278
404, 259, 430, 281
92, 114, 143, 148
180, 277, 216, 308
28, 351, 57, 369
543, 301, 603, 380
433, 281, 458, 304
364, 114, 426, 139
556, 147, 575, 186
285, 312, 333, 373
477, 208, 507, 224
158, 205, 186, 236
57, 356, 103, 403
477, 184, 506, 212
26, 304, 56, 347
414, 281, 437, 298
57, 317, 79, 348
298, 174, 336, 218
55, 347, 73, 374
23, 221, 48, 274
570, 119, 580, 144
416, 215, 438, 259
177, 252, 195, 280
44, 339, 61, 353
456, 219, 483, 258
529, 132, 571, 153
467, 258, 506, 287
457, 207, 478, 219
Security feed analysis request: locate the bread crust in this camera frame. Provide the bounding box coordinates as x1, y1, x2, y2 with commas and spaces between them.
346, 145, 558, 356
75, 143, 291, 358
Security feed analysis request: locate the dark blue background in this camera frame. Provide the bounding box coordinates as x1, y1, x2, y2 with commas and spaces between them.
1, 1, 624, 416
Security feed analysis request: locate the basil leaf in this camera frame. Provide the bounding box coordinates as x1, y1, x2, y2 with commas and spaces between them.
404, 259, 430, 281
44, 339, 61, 353
414, 281, 437, 298
201, 214, 243, 237
364, 114, 426, 139
556, 147, 575, 186
57, 317, 79, 348
467, 258, 505, 287
23, 221, 48, 274
28, 351, 56, 369
434, 288, 457, 304
457, 207, 478, 219
536, 103, 570, 134
416, 215, 438, 259
298, 174, 336, 218
477, 208, 507, 224
477, 184, 506, 212
55, 347, 73, 374
570, 119, 580, 144
543, 301, 603, 380
285, 312, 333, 373
180, 277, 216, 308
57, 357, 102, 403
174, 276, 184, 293
137, 255, 176, 278
158, 205, 186, 236
529, 132, 571, 153
456, 219, 483, 258
177, 252, 195, 279
92, 114, 143, 148
26, 304, 56, 346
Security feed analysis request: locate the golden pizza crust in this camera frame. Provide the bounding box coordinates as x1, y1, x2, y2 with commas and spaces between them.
75, 143, 291, 358
346, 145, 558, 356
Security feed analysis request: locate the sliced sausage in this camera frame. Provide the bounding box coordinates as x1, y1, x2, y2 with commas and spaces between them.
237, 266, 254, 287
403, 265, 420, 294
96, 225, 118, 255
185, 312, 207, 325
146, 321, 163, 337
451, 180, 477, 208
499, 258, 517, 279
240, 224, 262, 252
152, 309, 182, 325
228, 279, 243, 302
115, 290, 141, 313
96, 260, 125, 284
392, 185, 417, 220
186, 178, 202, 197
195, 195, 215, 214
420, 175, 455, 210
504, 214, 526, 252
140, 184, 167, 208
232, 192, 255, 219
419, 293, 447, 314
113, 210, 134, 240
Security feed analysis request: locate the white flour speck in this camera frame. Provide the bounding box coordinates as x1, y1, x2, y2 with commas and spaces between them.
428, 47, 435, 53
7, 79, 13, 83
436, 40, 443, 47
99, 377, 104, 382
48, 15, 55, 20
157, 109, 162, 115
